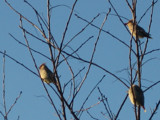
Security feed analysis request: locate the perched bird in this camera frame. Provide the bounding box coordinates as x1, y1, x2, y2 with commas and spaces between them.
128, 84, 146, 112
125, 19, 152, 39
39, 63, 56, 84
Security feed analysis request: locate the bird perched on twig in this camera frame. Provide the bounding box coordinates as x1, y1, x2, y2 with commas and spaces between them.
39, 63, 57, 85
125, 19, 152, 39
128, 84, 146, 112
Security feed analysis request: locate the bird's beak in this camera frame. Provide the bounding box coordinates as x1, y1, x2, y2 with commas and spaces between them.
126, 90, 129, 93
124, 22, 128, 25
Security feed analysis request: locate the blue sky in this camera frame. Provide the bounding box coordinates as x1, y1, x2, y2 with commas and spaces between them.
0, 0, 160, 120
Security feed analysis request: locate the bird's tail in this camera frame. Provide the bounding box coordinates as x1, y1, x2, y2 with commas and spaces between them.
142, 106, 146, 112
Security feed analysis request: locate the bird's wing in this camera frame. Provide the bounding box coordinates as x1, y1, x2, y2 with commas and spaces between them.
134, 85, 143, 94
136, 25, 146, 33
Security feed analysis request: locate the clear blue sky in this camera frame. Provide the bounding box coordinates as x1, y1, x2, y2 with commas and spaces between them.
0, 0, 160, 120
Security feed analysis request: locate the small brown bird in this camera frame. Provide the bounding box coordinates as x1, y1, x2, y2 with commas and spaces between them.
39, 63, 56, 84
128, 84, 146, 112
125, 19, 152, 39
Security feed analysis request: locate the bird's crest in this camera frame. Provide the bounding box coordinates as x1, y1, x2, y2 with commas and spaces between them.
39, 63, 46, 69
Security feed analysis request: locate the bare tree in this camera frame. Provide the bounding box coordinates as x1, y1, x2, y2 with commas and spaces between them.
0, 51, 22, 120
1, 0, 160, 120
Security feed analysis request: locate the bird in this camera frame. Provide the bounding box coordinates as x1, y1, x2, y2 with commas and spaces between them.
128, 84, 146, 112
125, 19, 152, 39
39, 63, 56, 84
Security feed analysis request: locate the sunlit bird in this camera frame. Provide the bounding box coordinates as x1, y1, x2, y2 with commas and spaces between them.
39, 63, 56, 84
125, 19, 152, 39
128, 84, 146, 112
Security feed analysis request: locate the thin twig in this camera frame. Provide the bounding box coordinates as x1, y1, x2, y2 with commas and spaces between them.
20, 15, 62, 120
78, 100, 102, 112
50, 4, 79, 14
125, 0, 132, 12
56, 0, 78, 67
62, 50, 129, 88
0, 111, 4, 118
149, 100, 160, 120
24, 0, 48, 31
62, 13, 100, 50
6, 91, 22, 116
87, 110, 99, 120
63, 67, 85, 91
75, 14, 136, 56
144, 48, 160, 56
0, 51, 38, 76
2, 51, 7, 119
72, 9, 111, 106
140, 0, 155, 62
98, 87, 113, 120
59, 36, 94, 66
9, 33, 51, 61
4, 0, 47, 39
115, 94, 128, 120
144, 81, 160, 93
138, 0, 158, 24
78, 75, 106, 118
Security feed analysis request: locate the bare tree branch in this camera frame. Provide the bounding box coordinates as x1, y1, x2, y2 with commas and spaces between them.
149, 100, 160, 120
7, 91, 22, 116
